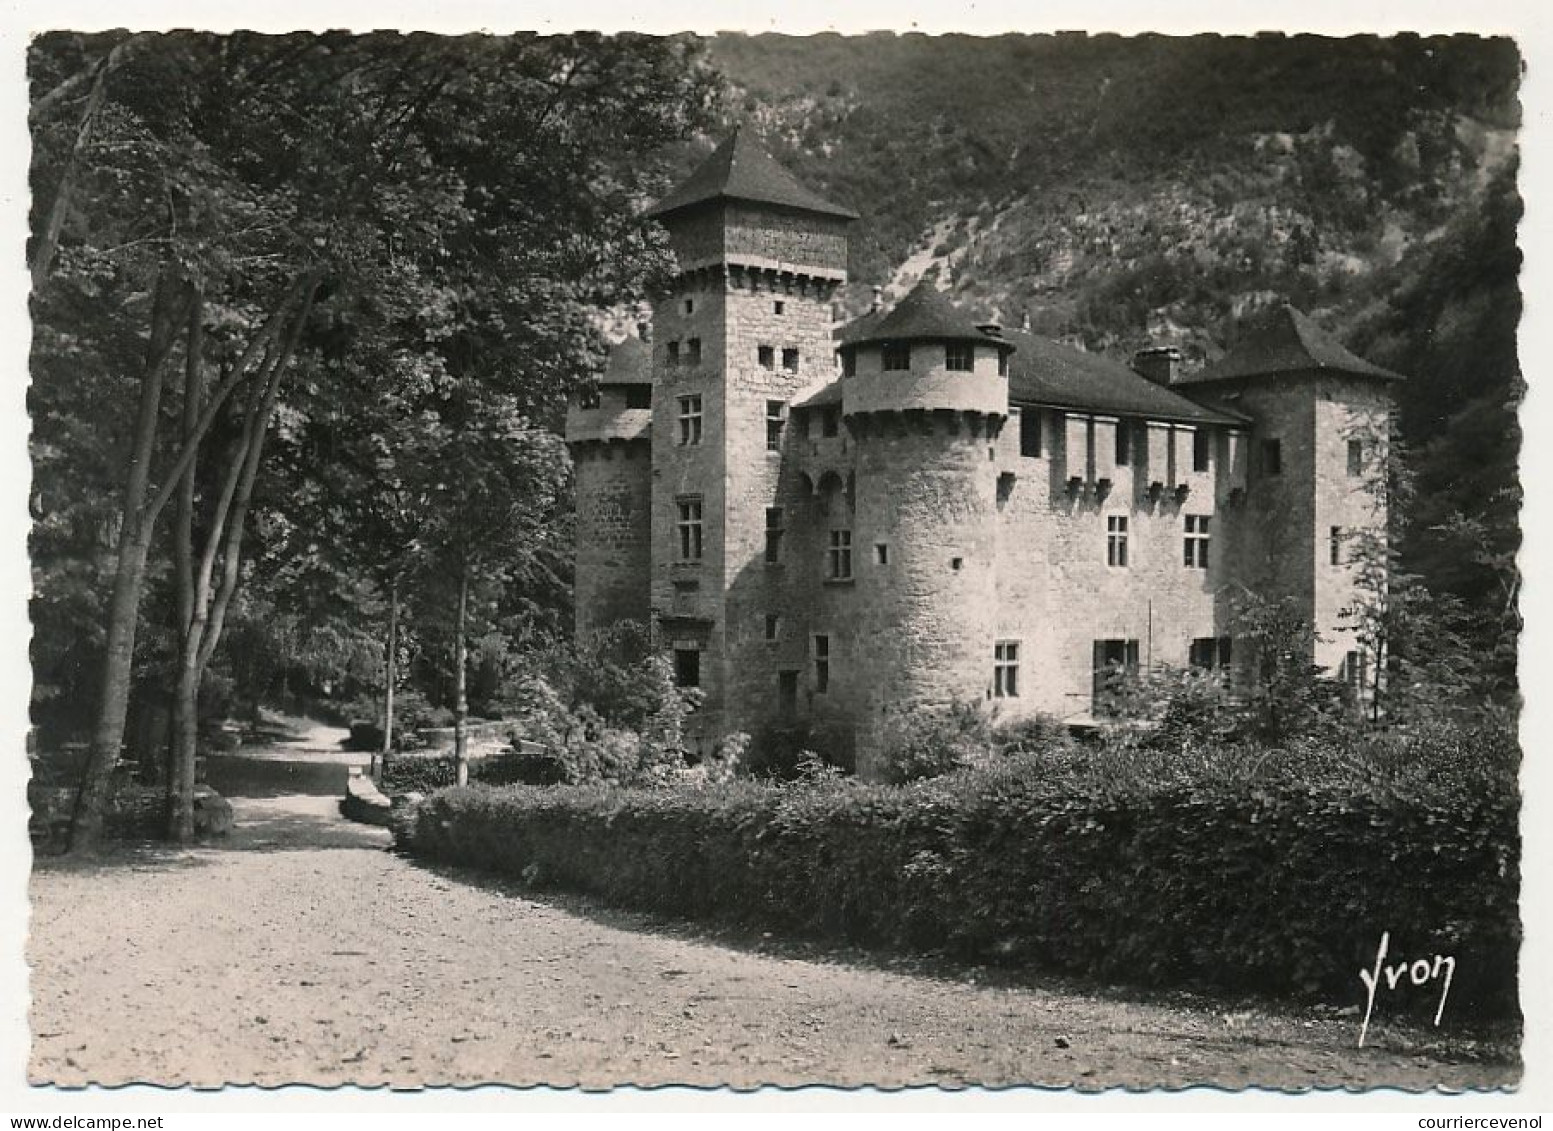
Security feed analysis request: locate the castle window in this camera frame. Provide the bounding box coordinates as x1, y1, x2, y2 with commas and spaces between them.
1184, 514, 1210, 569
783, 347, 800, 373
686, 338, 702, 366
765, 614, 780, 642
625, 385, 652, 410
822, 407, 839, 438
1106, 515, 1129, 567
677, 395, 702, 446
1193, 429, 1211, 473
1190, 636, 1233, 671
813, 634, 830, 694
667, 341, 680, 367
758, 345, 775, 370
842, 349, 857, 377
684, 298, 694, 315
1092, 638, 1140, 715
674, 648, 700, 688
774, 300, 785, 316
1330, 526, 1344, 566
1262, 438, 1282, 475
875, 543, 889, 566
993, 641, 1020, 698
676, 497, 703, 561
827, 529, 853, 581
778, 670, 798, 715
1347, 438, 1364, 477
578, 386, 601, 410
1019, 408, 1043, 457
882, 342, 911, 371
1115, 421, 1132, 466
765, 507, 784, 564
1341, 649, 1368, 695
766, 400, 787, 451
945, 342, 974, 372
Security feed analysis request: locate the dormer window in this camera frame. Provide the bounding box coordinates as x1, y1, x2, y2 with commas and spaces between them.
882, 342, 911, 372
945, 342, 974, 372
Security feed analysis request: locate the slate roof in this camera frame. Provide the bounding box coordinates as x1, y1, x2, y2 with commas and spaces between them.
838, 282, 1013, 352
645, 127, 859, 222
1177, 304, 1405, 386
601, 335, 652, 385
1004, 330, 1245, 426
792, 378, 845, 409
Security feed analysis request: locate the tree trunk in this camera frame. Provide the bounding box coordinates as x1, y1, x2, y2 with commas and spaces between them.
167, 288, 204, 840
453, 562, 469, 788
175, 277, 317, 841
69, 276, 187, 854
378, 580, 399, 780
31, 43, 118, 292
70, 282, 300, 853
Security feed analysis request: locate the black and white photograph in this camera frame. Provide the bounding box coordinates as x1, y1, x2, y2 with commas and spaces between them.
12, 7, 1541, 1112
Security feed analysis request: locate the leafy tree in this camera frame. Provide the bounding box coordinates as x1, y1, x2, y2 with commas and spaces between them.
29, 30, 720, 849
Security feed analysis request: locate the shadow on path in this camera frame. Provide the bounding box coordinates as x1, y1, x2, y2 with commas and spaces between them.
394, 850, 1522, 1065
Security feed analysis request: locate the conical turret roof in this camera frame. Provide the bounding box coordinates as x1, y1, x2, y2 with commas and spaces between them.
646, 126, 859, 221
839, 282, 1012, 352
1177, 304, 1404, 386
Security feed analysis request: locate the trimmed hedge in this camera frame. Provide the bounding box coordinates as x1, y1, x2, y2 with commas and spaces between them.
397, 727, 1520, 1019
381, 745, 563, 795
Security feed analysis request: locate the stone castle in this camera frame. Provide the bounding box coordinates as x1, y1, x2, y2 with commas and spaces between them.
564, 130, 1400, 775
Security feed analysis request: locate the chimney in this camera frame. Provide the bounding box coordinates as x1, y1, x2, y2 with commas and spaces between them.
1133, 345, 1182, 386
1020, 309, 1032, 332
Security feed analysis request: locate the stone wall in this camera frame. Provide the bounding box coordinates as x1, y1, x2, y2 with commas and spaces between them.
846, 340, 1007, 416
990, 406, 1227, 723
723, 204, 849, 276
848, 412, 1001, 775
661, 203, 849, 278
718, 266, 845, 751
571, 439, 652, 636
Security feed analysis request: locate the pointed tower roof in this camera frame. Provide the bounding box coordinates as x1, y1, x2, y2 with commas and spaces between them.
839, 282, 1013, 352
646, 126, 859, 221
1177, 304, 1405, 386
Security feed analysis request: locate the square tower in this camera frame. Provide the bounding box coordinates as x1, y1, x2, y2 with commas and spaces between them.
643, 129, 856, 748
1174, 305, 1403, 702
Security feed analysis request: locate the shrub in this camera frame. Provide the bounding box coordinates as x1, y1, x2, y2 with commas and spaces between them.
878, 701, 993, 783
990, 712, 1079, 757
398, 721, 1520, 1021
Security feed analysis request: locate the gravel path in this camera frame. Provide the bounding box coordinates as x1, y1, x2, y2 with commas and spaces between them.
28, 773, 1518, 1091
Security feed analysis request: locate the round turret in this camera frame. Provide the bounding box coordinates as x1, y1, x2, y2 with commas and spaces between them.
833, 286, 1013, 776
837, 283, 1013, 419
566, 333, 654, 636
